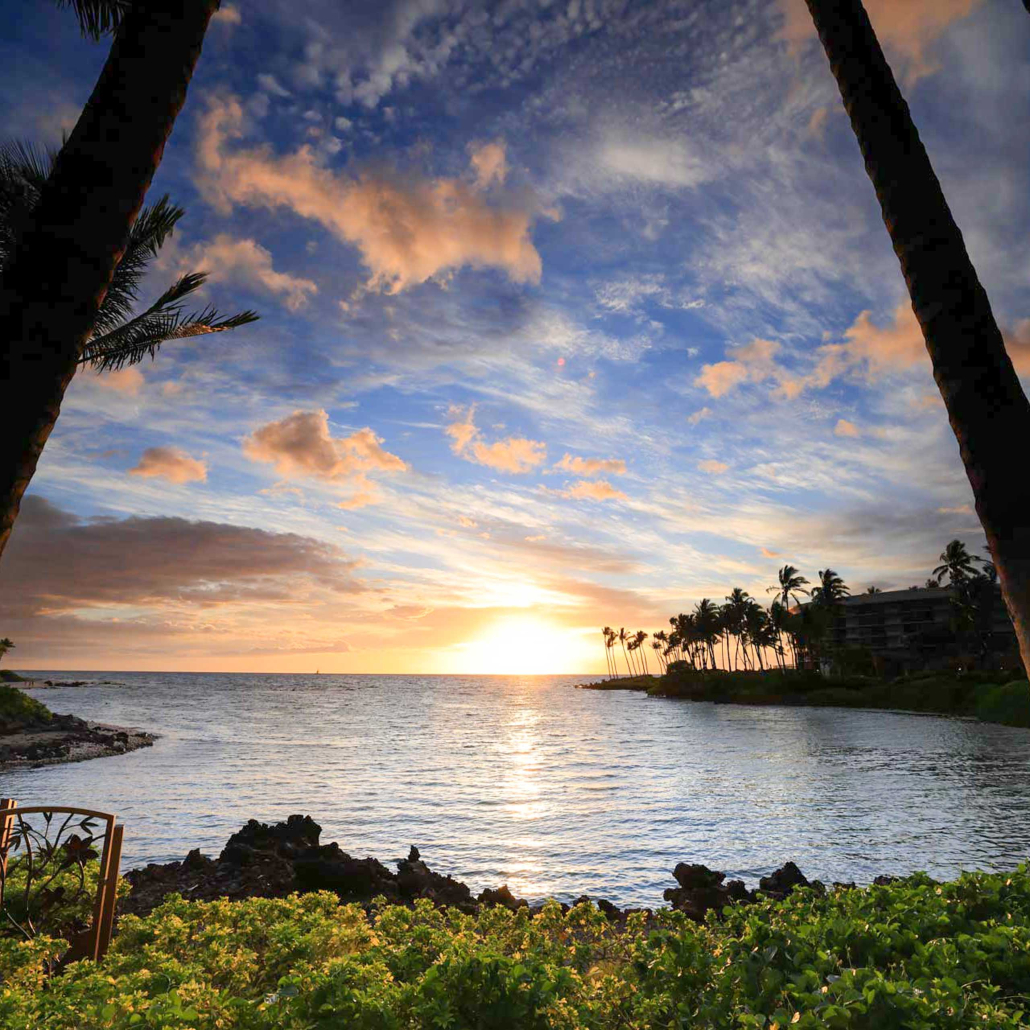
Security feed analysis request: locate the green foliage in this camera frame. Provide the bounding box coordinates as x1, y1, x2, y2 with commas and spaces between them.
975, 680, 1030, 728
2, 869, 1030, 1028
0, 685, 52, 729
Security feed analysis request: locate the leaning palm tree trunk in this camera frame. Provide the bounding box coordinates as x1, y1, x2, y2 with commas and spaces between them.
804, 0, 1030, 675
0, 0, 220, 561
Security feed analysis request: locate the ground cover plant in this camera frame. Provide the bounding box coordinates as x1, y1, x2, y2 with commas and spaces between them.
1, 865, 1029, 1028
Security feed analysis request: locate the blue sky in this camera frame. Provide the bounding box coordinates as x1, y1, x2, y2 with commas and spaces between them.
2, 0, 1029, 672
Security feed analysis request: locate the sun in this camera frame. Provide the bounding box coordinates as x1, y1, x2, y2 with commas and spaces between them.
451, 615, 595, 675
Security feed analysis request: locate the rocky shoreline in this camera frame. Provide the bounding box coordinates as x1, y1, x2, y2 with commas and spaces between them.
0, 712, 155, 769
122, 814, 898, 923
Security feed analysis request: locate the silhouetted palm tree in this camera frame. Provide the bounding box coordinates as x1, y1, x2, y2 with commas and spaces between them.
618, 627, 631, 677
767, 564, 810, 610
0, 638, 13, 666
933, 540, 982, 587
865, 586, 882, 595
802, 0, 1030, 673
0, 144, 257, 372
0, 0, 223, 560
811, 569, 849, 607
601, 627, 614, 679
634, 631, 650, 675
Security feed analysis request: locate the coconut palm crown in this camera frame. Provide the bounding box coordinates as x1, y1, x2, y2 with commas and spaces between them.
0, 142, 258, 373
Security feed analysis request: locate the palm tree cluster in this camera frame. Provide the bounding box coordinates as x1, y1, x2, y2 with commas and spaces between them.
598, 542, 1014, 679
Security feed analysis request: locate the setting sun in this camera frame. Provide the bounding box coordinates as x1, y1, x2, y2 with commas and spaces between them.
450, 615, 595, 675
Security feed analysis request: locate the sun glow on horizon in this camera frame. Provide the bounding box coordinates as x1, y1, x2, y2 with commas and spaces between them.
449, 615, 596, 675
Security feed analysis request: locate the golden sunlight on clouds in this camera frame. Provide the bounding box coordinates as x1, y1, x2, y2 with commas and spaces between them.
129, 446, 208, 484
562, 479, 627, 501
834, 419, 860, 438
183, 235, 317, 310
96, 367, 145, 395
697, 459, 729, 475
446, 404, 547, 473
451, 615, 596, 675
198, 98, 545, 293
694, 338, 782, 398
554, 454, 627, 476
244, 409, 407, 507
777, 0, 984, 81
469, 141, 508, 189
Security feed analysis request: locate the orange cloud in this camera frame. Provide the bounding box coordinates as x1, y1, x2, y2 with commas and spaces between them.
445, 405, 547, 474
211, 4, 241, 24
469, 141, 508, 189
244, 409, 406, 507
695, 339, 783, 398
554, 453, 627, 476
562, 479, 628, 501
198, 98, 544, 294
760, 546, 781, 558
129, 446, 208, 484
697, 459, 729, 475
777, 0, 983, 81
834, 419, 860, 438
96, 367, 144, 395
687, 407, 712, 426
185, 235, 317, 310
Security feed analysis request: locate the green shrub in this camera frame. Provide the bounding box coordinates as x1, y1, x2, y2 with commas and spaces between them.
0, 685, 52, 730
975, 680, 1030, 728
2, 868, 1030, 1028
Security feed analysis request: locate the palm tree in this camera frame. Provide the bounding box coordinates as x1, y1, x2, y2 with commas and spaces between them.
600, 627, 614, 679
767, 564, 810, 610
634, 631, 650, 675
0, 638, 13, 666
802, 0, 1030, 674
811, 569, 849, 607
0, 145, 257, 373
0, 0, 223, 560
865, 586, 882, 595
618, 627, 631, 677
933, 540, 982, 587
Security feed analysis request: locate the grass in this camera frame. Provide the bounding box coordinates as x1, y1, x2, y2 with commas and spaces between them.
2, 867, 1029, 1028
0, 684, 52, 731
0, 669, 28, 682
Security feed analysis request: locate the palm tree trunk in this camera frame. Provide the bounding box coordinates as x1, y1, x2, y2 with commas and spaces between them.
804, 0, 1030, 675
0, 0, 220, 561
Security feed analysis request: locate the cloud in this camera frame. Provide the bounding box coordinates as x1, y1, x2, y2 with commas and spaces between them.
256, 73, 291, 97
469, 141, 508, 189
777, 0, 984, 81
129, 446, 208, 484
834, 419, 860, 438
197, 98, 545, 294
760, 547, 781, 559
0, 496, 363, 621
562, 479, 628, 502
597, 134, 710, 189
444, 405, 547, 473
697, 459, 729, 475
938, 504, 973, 515
95, 367, 144, 395
244, 409, 407, 506
694, 338, 784, 398
554, 453, 627, 476
212, 4, 241, 25
184, 235, 317, 310
687, 407, 712, 426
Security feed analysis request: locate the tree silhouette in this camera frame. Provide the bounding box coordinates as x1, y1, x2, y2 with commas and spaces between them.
803, 0, 1030, 674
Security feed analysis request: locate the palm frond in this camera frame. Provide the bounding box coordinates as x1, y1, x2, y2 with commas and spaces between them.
81, 270, 258, 371
53, 0, 131, 41
0, 142, 57, 271
93, 208, 189, 337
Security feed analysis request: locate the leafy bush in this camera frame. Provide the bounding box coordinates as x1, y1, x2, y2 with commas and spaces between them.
2, 867, 1030, 1028
0, 685, 51, 730
975, 679, 1030, 728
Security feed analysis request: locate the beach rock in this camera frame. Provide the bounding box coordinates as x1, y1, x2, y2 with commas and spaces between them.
294, 845, 399, 901
759, 862, 809, 897
478, 884, 528, 911
396, 852, 476, 910
673, 863, 725, 890
220, 815, 322, 865
664, 863, 755, 921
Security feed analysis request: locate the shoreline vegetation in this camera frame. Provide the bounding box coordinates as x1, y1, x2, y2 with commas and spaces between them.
3, 815, 1029, 1027
580, 668, 1030, 728
0, 684, 154, 769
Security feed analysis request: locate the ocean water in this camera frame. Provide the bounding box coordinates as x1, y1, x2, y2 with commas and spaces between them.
3, 673, 1030, 907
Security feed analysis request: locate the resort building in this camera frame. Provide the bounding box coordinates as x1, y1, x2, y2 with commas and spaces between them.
829, 585, 1020, 674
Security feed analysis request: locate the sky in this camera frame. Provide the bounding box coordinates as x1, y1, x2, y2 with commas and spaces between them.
1, 0, 1029, 674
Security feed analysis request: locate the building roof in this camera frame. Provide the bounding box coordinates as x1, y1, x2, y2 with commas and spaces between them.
841, 587, 952, 606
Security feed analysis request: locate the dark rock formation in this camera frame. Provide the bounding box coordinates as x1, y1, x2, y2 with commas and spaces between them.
758, 861, 809, 898
663, 863, 754, 920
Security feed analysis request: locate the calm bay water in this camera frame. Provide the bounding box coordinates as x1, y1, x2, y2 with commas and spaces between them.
3, 673, 1030, 907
